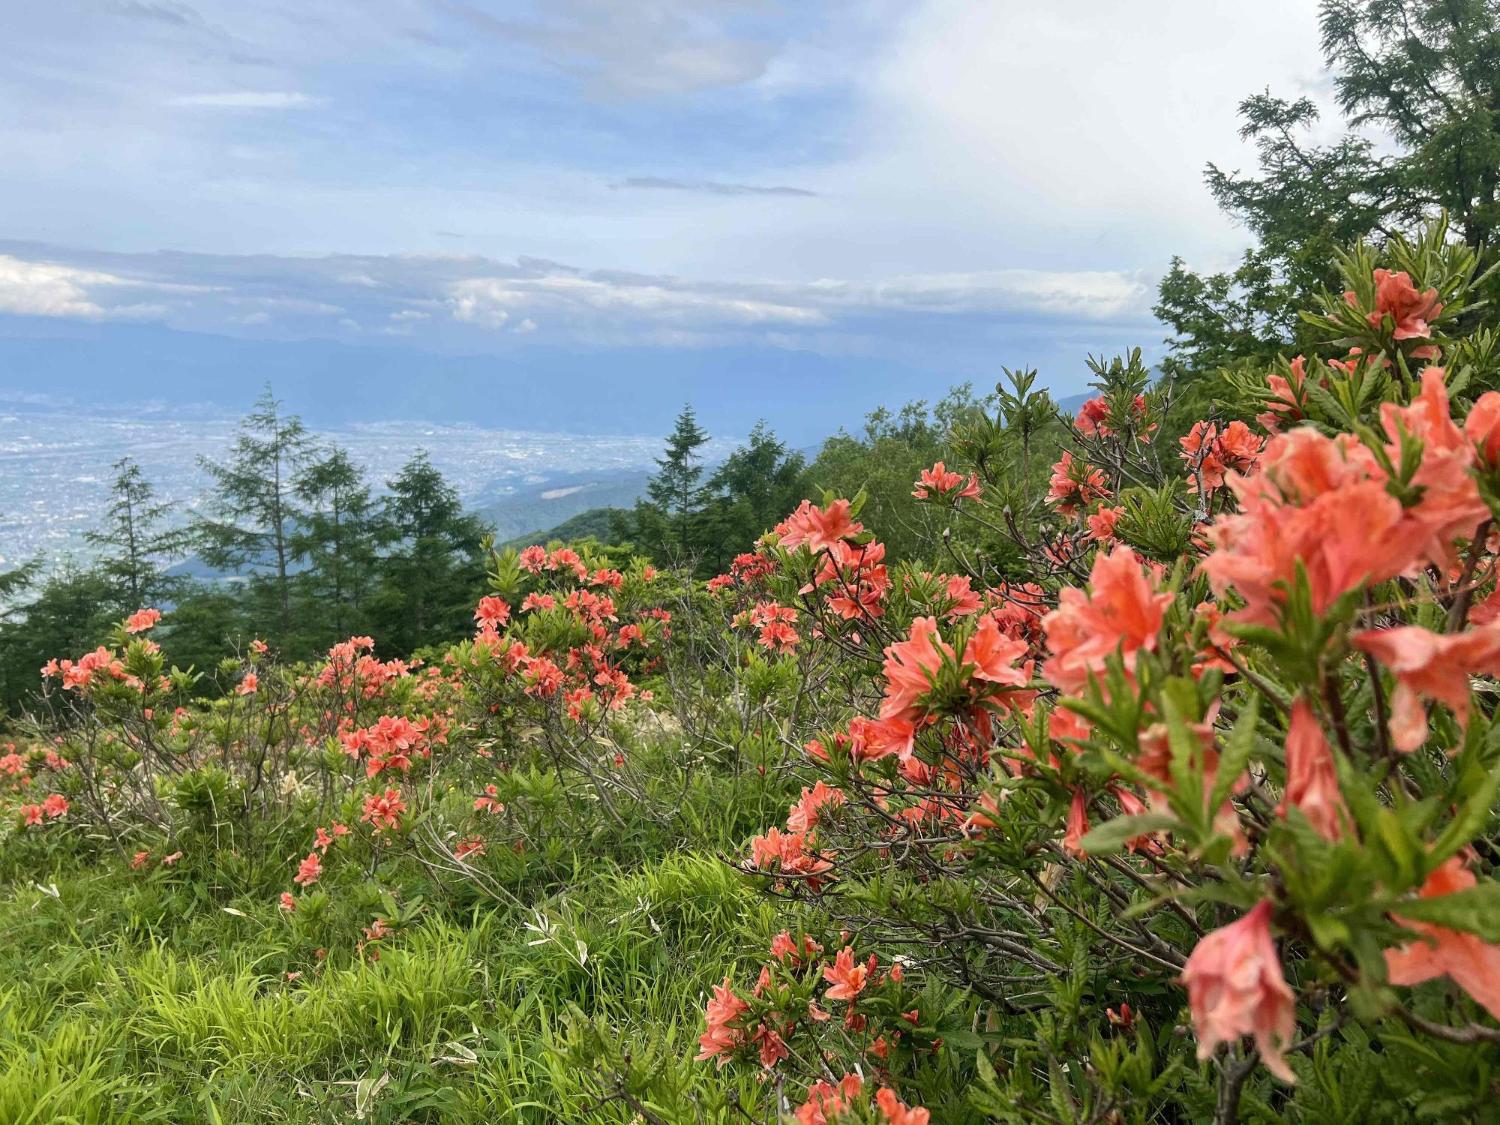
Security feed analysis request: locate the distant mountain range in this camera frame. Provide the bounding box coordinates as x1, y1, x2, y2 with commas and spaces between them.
475, 470, 650, 543
0, 320, 970, 450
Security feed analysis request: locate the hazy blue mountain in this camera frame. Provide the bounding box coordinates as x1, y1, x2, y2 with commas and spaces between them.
473, 470, 651, 542
0, 320, 951, 449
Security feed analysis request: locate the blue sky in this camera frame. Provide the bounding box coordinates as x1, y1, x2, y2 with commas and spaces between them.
0, 0, 1335, 436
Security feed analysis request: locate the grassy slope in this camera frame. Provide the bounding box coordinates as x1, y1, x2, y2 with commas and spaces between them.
0, 737, 789, 1124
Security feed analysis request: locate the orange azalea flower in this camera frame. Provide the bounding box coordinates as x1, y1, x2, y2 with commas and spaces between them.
875, 1088, 931, 1125
1385, 858, 1500, 1020
1353, 623, 1500, 752
695, 978, 749, 1066
1047, 451, 1109, 514
293, 851, 322, 886
912, 461, 981, 501
1181, 900, 1297, 1082
124, 608, 161, 634
1062, 788, 1089, 858
823, 946, 872, 1002
795, 1074, 863, 1125
962, 613, 1032, 691
1043, 546, 1170, 696
778, 499, 860, 553
1465, 390, 1500, 468
1277, 700, 1347, 841
1348, 268, 1442, 342
1086, 504, 1123, 543
473, 595, 510, 628
880, 617, 952, 723
1378, 369, 1487, 570
1202, 428, 1410, 627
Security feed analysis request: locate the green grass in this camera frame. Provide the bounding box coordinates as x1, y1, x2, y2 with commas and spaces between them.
0, 842, 781, 1123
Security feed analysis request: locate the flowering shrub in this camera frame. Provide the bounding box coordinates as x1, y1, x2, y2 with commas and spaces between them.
11, 221, 1500, 1123
691, 224, 1500, 1121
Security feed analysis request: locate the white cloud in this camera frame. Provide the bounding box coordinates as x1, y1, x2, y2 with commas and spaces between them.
448, 273, 828, 330
0, 255, 125, 318
799, 269, 1151, 320
166, 91, 320, 109
840, 0, 1331, 270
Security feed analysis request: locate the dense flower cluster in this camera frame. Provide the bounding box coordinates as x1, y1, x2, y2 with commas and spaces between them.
691, 237, 1500, 1117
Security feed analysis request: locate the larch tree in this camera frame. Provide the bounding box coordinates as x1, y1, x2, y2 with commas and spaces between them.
84, 457, 185, 608
1156, 0, 1500, 377
196, 387, 312, 638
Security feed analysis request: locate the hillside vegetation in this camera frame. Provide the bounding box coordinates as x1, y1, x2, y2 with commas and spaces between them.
9, 6, 1500, 1121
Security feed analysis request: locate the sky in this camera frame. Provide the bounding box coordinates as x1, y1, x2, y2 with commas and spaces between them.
0, 0, 1336, 438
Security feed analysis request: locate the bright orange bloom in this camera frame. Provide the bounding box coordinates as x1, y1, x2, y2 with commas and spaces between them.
823, 946, 872, 1002
1465, 391, 1500, 468
786, 780, 845, 835
360, 788, 407, 832
778, 499, 860, 553
1202, 428, 1409, 627
473, 596, 510, 628
1086, 505, 1122, 543
875, 1088, 931, 1125
293, 851, 322, 886
1048, 451, 1109, 514
1348, 268, 1442, 341
237, 672, 259, 696
1277, 701, 1346, 841
1181, 900, 1297, 1082
880, 617, 951, 723
962, 613, 1032, 691
912, 461, 981, 501
1043, 546, 1171, 696
795, 1074, 864, 1125
1062, 788, 1089, 858
695, 978, 749, 1065
1353, 623, 1500, 752
124, 608, 161, 634
1180, 420, 1264, 493
1257, 355, 1310, 431
1378, 369, 1487, 569
1385, 858, 1500, 1020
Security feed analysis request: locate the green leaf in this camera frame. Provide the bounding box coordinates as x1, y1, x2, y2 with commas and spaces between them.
1210, 694, 1260, 813
1388, 882, 1500, 940
1076, 813, 1180, 855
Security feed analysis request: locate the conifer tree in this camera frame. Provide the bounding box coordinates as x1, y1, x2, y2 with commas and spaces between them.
700, 422, 807, 574
1157, 0, 1500, 375
293, 445, 380, 643
372, 451, 487, 652
84, 457, 185, 607
631, 404, 711, 565
196, 387, 312, 638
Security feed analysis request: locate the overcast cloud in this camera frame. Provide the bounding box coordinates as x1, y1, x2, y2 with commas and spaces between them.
0, 0, 1334, 386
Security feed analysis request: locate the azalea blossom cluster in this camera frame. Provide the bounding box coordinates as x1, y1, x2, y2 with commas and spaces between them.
460, 544, 663, 724
696, 930, 933, 1121
699, 238, 1500, 1117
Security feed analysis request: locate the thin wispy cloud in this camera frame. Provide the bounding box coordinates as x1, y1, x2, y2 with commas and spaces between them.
612, 177, 817, 198
112, 1, 202, 28
166, 91, 321, 109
